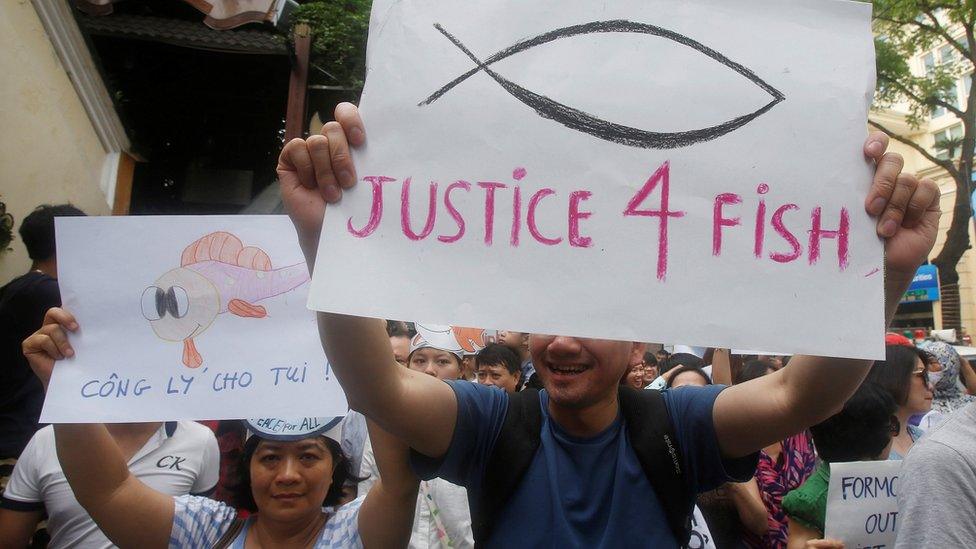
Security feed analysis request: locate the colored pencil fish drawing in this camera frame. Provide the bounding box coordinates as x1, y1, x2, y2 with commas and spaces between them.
140, 231, 310, 368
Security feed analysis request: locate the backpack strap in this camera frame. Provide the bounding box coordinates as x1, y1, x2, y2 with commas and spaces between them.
618, 386, 694, 546
212, 515, 246, 549
473, 388, 543, 546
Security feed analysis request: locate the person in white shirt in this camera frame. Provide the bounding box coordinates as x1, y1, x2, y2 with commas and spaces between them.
0, 420, 219, 549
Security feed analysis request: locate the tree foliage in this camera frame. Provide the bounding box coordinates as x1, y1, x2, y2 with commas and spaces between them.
873, 2, 975, 128
292, 0, 372, 91
870, 1, 975, 329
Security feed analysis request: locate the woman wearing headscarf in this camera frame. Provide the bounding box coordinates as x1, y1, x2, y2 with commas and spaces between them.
917, 341, 975, 430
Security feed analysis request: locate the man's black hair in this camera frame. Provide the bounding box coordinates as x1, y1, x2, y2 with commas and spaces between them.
233, 433, 365, 510
386, 320, 415, 338
642, 351, 658, 367
19, 204, 85, 261
475, 343, 521, 376
810, 382, 897, 462
660, 353, 703, 375
665, 365, 712, 388
734, 359, 774, 385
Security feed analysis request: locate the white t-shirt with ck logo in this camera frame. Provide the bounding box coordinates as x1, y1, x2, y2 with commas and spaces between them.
1, 421, 219, 549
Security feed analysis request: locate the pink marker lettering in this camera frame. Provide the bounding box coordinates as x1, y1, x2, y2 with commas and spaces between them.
568, 191, 593, 248
438, 181, 471, 243
808, 207, 850, 270
623, 161, 686, 281
712, 193, 742, 256
527, 189, 562, 246
400, 178, 437, 241
755, 184, 769, 258
769, 204, 801, 263
348, 176, 396, 238
511, 186, 522, 247
478, 182, 507, 246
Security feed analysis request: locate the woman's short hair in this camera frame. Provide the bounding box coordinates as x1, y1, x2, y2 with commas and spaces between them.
233, 433, 363, 511
665, 365, 712, 388
865, 344, 930, 406
810, 382, 897, 462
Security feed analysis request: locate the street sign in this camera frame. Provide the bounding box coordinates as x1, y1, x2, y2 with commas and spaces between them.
900, 264, 940, 303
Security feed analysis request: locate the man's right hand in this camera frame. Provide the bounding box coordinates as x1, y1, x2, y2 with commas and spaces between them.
276, 102, 366, 267
22, 307, 78, 392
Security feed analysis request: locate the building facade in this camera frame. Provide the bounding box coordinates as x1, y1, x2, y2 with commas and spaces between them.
871, 20, 975, 337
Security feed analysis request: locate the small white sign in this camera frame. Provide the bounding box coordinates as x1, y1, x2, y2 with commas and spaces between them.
42, 216, 348, 422
825, 460, 902, 548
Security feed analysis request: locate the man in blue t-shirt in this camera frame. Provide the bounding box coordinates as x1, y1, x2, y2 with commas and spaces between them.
275, 104, 940, 547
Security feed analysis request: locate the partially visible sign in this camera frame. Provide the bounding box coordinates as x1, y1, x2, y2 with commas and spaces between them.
900, 264, 940, 303
688, 505, 716, 549
825, 461, 901, 549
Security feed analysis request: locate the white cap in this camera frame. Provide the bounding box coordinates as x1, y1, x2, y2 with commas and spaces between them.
410, 324, 486, 359
245, 416, 343, 443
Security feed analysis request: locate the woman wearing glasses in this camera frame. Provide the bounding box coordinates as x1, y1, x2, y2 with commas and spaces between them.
865, 345, 935, 460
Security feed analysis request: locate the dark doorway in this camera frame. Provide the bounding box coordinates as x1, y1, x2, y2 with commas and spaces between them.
79, 3, 290, 214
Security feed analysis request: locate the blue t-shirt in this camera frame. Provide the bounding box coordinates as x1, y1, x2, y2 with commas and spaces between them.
411, 382, 757, 548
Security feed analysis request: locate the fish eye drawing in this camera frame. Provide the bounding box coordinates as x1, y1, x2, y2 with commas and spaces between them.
141, 232, 310, 368
419, 20, 786, 150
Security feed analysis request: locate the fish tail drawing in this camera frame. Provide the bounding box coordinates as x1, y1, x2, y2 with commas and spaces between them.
418, 24, 490, 106
250, 262, 311, 303
418, 21, 786, 150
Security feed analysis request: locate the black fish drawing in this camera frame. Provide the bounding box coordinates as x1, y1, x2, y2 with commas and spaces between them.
419, 20, 786, 150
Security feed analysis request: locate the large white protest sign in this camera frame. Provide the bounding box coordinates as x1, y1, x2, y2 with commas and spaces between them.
825, 461, 901, 548
42, 216, 347, 422
309, 0, 883, 359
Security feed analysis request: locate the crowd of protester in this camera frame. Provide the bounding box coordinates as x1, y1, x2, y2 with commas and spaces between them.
0, 107, 974, 548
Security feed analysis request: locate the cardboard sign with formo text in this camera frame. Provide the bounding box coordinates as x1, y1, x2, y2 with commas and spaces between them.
309, 0, 883, 359
825, 460, 901, 548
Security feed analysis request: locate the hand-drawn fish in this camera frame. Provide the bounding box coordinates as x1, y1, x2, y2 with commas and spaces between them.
419, 20, 785, 150
141, 232, 310, 368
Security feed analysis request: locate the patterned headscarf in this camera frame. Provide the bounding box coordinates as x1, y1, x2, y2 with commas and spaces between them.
918, 341, 975, 414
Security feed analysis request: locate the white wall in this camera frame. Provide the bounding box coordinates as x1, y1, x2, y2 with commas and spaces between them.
0, 1, 112, 284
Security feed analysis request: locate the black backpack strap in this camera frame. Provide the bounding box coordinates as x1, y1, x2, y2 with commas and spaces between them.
473, 388, 543, 546
618, 386, 694, 546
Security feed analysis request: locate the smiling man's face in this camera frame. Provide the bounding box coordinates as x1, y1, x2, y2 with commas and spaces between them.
529, 335, 644, 410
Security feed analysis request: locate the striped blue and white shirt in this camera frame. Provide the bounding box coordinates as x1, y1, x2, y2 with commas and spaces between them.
169, 494, 364, 548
